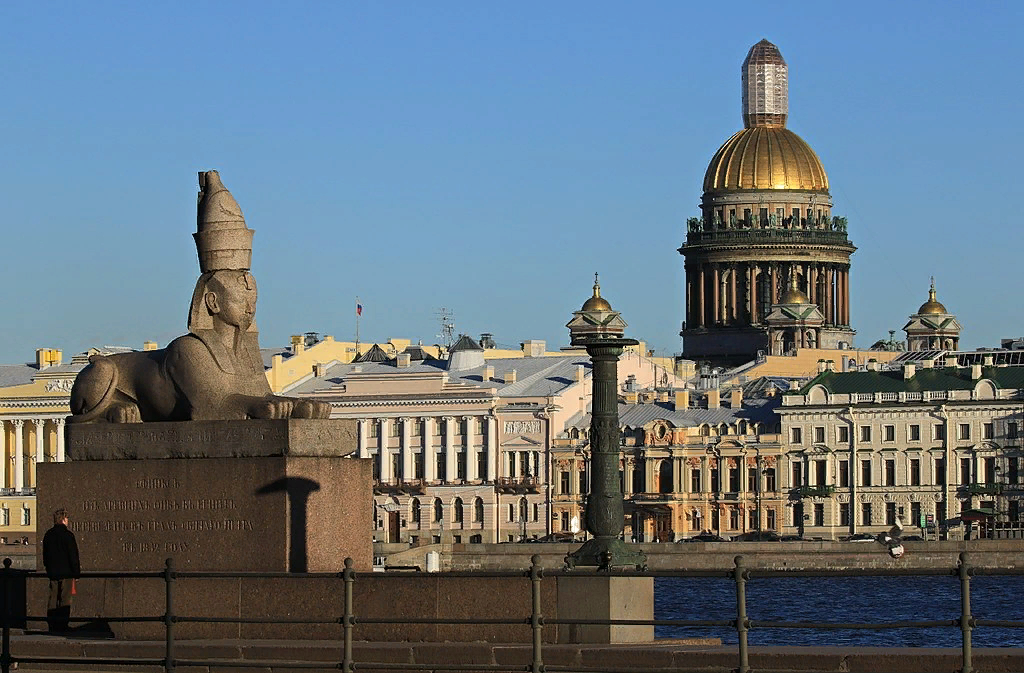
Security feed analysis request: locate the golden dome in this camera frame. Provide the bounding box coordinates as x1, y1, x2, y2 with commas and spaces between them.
918, 279, 948, 315
779, 276, 809, 305
703, 126, 829, 192
581, 273, 612, 312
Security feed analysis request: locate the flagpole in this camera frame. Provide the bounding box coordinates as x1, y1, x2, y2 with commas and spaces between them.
355, 296, 361, 352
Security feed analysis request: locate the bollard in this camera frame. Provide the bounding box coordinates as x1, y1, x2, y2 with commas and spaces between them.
342, 558, 355, 673
530, 555, 544, 673
1, 558, 10, 673
734, 555, 749, 673
164, 558, 175, 673
959, 552, 972, 673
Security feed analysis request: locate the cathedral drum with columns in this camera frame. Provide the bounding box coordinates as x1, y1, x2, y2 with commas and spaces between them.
680, 40, 856, 366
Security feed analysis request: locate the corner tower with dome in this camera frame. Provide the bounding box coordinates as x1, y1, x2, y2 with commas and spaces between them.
679, 39, 856, 366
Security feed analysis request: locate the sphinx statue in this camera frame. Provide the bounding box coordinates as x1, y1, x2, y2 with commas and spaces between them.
69, 171, 331, 423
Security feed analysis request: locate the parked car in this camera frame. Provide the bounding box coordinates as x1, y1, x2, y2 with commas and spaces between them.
681, 532, 729, 543
842, 533, 877, 542
732, 531, 781, 542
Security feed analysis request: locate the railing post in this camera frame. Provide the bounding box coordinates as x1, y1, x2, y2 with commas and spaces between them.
1, 558, 11, 673
342, 558, 355, 673
734, 555, 749, 673
530, 554, 544, 673
164, 558, 175, 673
959, 552, 972, 673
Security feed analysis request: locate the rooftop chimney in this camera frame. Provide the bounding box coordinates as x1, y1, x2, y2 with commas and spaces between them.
483, 365, 495, 381
971, 364, 982, 380
291, 335, 304, 355
35, 348, 61, 369
575, 365, 585, 383
504, 370, 517, 384
396, 353, 411, 368
866, 359, 878, 372
521, 340, 545, 357
903, 363, 916, 380
707, 389, 720, 409
730, 387, 743, 408
143, 341, 158, 351
817, 359, 828, 373
674, 389, 690, 410
313, 362, 327, 377
983, 355, 994, 366
826, 360, 836, 373
945, 355, 958, 368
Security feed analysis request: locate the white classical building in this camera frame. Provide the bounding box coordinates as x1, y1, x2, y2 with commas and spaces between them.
778, 357, 1024, 539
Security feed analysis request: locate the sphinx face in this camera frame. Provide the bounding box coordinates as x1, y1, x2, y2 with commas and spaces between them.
214, 270, 258, 331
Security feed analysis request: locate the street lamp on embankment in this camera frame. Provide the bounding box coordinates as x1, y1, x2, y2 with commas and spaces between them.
564, 274, 647, 571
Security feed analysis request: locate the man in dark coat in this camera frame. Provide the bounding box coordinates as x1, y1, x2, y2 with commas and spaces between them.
42, 508, 80, 633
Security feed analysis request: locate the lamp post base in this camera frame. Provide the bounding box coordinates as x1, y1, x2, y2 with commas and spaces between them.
563, 537, 648, 572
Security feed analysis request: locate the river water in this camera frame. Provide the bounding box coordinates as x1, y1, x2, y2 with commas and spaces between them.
655, 575, 1024, 647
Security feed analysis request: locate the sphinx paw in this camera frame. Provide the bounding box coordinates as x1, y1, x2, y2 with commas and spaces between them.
107, 403, 142, 423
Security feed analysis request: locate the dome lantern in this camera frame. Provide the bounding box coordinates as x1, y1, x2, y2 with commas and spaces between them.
743, 39, 788, 129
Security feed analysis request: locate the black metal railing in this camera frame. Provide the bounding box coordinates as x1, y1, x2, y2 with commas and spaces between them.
0, 553, 1011, 673
683, 228, 852, 247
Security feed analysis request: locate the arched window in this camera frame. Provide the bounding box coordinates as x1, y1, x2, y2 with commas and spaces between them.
411, 498, 421, 524
453, 498, 464, 524
433, 498, 443, 523
659, 460, 673, 494
474, 497, 484, 523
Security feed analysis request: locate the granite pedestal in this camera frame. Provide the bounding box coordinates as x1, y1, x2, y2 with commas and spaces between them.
33, 419, 372, 638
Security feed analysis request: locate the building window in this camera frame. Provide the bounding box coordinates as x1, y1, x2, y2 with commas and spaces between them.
814, 426, 825, 444
1011, 457, 1019, 485
984, 457, 996, 483
691, 469, 701, 493
766, 508, 777, 530
748, 508, 757, 530
934, 424, 945, 441
791, 427, 803, 444
415, 452, 424, 479
507, 503, 515, 522
984, 423, 994, 440
533, 503, 540, 522
453, 498, 464, 524
390, 422, 400, 437
910, 459, 921, 486
911, 501, 921, 527
710, 468, 720, 492
838, 426, 849, 443
470, 534, 482, 544
560, 512, 570, 531
0, 509, 8, 526
434, 499, 443, 522
960, 458, 972, 485
747, 468, 757, 492
935, 458, 946, 486
792, 463, 803, 488
1009, 422, 1020, 440
959, 424, 971, 441
839, 502, 850, 526
862, 503, 873, 526
369, 422, 379, 438
814, 460, 827, 486
436, 453, 446, 481
729, 508, 739, 530
909, 424, 921, 442
861, 460, 872, 487
457, 453, 466, 480
884, 425, 895, 442
728, 467, 740, 492
885, 459, 896, 487
413, 418, 423, 435
411, 498, 421, 524
839, 460, 849, 487
764, 468, 776, 492
814, 503, 824, 527
860, 426, 871, 443
474, 498, 484, 523
560, 471, 570, 494
579, 467, 588, 493
886, 502, 897, 526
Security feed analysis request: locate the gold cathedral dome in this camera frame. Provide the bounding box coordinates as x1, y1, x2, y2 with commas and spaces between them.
581, 273, 613, 312
917, 278, 948, 315
703, 39, 829, 193
779, 276, 810, 305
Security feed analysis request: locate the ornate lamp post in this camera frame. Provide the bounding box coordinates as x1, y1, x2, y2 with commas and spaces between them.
564, 275, 647, 571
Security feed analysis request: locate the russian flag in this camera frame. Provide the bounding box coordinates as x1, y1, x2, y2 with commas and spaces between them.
356, 301, 363, 316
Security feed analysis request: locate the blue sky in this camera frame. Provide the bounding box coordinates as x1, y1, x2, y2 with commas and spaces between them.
1, 2, 1021, 362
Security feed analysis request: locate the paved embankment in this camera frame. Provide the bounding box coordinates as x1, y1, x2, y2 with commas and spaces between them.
377, 539, 1024, 571
8, 636, 1024, 673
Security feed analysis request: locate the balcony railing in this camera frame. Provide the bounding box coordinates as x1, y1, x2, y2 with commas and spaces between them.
966, 483, 1004, 495
495, 477, 540, 494
682, 228, 852, 248
798, 485, 835, 498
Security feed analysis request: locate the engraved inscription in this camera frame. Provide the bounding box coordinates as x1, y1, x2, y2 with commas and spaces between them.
71, 478, 257, 556
504, 420, 541, 435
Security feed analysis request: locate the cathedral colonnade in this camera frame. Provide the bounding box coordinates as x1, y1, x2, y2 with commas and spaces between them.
685, 261, 851, 328
0, 417, 66, 492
